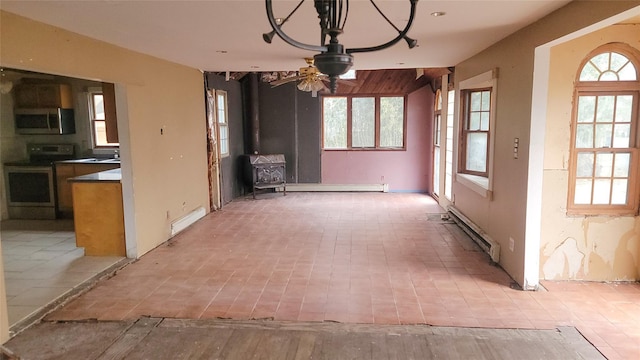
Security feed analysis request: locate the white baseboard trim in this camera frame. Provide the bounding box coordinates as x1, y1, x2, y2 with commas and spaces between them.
279, 183, 388, 192
170, 206, 206, 236
447, 205, 501, 263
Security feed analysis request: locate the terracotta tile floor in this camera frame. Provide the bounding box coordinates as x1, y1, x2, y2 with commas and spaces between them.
46, 193, 640, 359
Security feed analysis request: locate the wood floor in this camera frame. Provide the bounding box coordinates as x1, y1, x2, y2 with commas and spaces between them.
3, 317, 604, 360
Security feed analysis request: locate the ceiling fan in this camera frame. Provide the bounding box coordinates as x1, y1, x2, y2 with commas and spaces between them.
269, 58, 355, 96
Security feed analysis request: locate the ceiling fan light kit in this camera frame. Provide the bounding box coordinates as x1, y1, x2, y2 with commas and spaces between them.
297, 77, 325, 92
264, 0, 419, 93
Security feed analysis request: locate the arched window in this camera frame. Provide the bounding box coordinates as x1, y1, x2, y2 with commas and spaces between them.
568, 43, 640, 215
435, 89, 443, 111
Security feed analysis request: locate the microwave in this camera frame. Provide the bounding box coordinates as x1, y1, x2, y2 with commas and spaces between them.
14, 108, 76, 135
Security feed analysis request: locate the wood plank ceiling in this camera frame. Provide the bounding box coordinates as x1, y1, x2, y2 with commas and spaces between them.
216, 67, 451, 95
330, 69, 434, 95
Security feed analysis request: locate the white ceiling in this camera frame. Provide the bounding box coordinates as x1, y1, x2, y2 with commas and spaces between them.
0, 0, 576, 72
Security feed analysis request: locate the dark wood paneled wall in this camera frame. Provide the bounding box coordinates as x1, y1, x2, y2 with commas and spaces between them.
205, 73, 246, 203
258, 82, 321, 184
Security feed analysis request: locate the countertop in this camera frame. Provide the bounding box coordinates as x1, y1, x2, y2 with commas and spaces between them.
68, 168, 121, 183
57, 158, 121, 164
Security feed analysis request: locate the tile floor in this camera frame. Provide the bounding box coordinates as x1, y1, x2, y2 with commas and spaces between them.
40, 193, 639, 359
1, 220, 124, 328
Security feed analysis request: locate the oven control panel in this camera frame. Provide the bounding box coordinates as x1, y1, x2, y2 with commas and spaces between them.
29, 144, 74, 157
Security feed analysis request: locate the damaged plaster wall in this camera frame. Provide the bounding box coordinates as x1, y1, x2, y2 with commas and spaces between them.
540, 23, 640, 281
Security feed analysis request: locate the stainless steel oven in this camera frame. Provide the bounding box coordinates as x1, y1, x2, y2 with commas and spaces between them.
4, 165, 56, 219
3, 143, 74, 219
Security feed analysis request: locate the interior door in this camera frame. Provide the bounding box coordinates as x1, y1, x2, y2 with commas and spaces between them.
206, 89, 222, 211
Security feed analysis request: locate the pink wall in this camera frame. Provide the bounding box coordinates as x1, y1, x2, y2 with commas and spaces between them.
321, 86, 434, 192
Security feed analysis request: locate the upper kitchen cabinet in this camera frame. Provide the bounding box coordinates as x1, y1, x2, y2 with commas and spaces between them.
102, 82, 118, 144
14, 82, 73, 108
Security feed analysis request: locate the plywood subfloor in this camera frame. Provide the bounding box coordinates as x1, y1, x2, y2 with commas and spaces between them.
3, 317, 604, 360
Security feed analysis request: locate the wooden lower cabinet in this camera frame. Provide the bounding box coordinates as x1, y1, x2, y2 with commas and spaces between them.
55, 164, 75, 214
72, 181, 126, 256
56, 163, 120, 214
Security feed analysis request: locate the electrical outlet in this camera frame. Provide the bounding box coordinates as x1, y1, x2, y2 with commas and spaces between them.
509, 237, 515, 252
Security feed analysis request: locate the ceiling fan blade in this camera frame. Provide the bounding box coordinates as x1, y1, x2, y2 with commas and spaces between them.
270, 75, 304, 87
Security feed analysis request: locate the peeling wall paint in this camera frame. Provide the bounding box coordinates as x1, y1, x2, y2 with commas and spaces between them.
540, 212, 640, 280
542, 238, 585, 279
541, 24, 640, 281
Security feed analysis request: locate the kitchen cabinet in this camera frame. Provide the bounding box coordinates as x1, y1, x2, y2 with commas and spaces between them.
14, 83, 73, 108
55, 162, 120, 214
70, 169, 125, 256
55, 164, 75, 215
102, 82, 119, 143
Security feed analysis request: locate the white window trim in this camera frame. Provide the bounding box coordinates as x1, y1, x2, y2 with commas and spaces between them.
456, 68, 498, 199
87, 86, 108, 151
87, 87, 101, 144
444, 88, 455, 201
216, 90, 229, 158
456, 173, 492, 198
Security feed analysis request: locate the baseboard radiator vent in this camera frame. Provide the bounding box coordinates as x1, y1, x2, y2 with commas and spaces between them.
281, 183, 389, 192
447, 206, 500, 263
170, 206, 206, 236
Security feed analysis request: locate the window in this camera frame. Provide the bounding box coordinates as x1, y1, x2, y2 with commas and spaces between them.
88, 88, 119, 148
380, 97, 405, 148
433, 89, 442, 197
352, 97, 375, 147
568, 44, 640, 215
456, 69, 498, 198
445, 89, 455, 200
460, 89, 491, 176
216, 90, 229, 157
322, 95, 406, 150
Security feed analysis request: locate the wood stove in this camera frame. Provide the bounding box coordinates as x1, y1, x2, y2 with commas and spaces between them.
247, 154, 286, 199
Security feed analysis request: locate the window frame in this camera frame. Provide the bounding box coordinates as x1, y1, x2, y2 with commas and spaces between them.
215, 90, 230, 158
321, 94, 408, 151
433, 89, 442, 197
567, 43, 640, 216
444, 88, 455, 201
459, 87, 492, 177
87, 87, 119, 149
455, 69, 498, 198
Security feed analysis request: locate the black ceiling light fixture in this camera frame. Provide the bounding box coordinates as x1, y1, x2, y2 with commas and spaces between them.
264, 0, 419, 93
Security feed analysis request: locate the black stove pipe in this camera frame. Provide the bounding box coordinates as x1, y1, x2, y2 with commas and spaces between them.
248, 73, 260, 154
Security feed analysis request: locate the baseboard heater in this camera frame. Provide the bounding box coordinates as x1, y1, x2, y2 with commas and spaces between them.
170, 206, 206, 236
279, 183, 389, 192
447, 206, 500, 263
